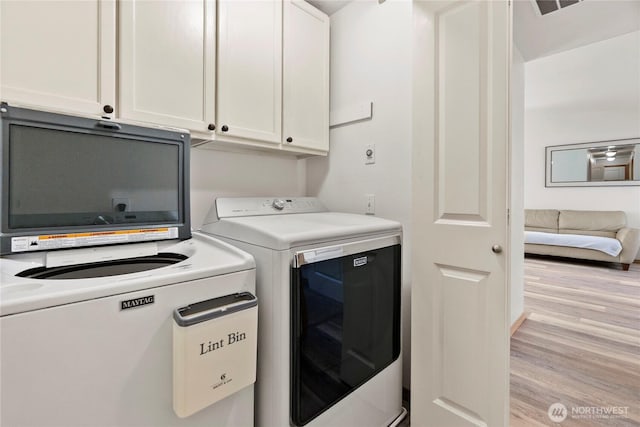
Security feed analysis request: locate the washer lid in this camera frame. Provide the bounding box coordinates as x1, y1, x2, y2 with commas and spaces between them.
0, 232, 255, 316
200, 212, 402, 250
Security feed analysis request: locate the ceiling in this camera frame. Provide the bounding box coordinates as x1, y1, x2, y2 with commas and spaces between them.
306, 0, 351, 16
589, 143, 635, 166
308, 0, 640, 63
514, 0, 640, 61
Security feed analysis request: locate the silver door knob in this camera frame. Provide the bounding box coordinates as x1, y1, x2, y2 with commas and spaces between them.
492, 245, 502, 254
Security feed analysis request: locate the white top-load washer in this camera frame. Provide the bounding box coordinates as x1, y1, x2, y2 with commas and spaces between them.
0, 233, 257, 426
0, 104, 259, 426
200, 197, 406, 427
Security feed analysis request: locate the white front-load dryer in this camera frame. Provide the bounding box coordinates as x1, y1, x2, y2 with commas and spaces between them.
200, 197, 406, 427
0, 232, 257, 427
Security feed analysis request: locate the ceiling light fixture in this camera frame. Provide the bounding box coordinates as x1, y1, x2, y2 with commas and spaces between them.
606, 151, 617, 157
607, 157, 615, 162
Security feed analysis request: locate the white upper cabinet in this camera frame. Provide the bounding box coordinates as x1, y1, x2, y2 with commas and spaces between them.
282, 0, 329, 152
216, 0, 282, 144
0, 0, 116, 117
1, 0, 329, 156
119, 0, 216, 134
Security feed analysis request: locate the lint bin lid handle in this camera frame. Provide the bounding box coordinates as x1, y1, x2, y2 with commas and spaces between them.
173, 292, 257, 327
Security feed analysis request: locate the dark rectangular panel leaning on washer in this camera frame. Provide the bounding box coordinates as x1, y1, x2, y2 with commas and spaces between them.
0, 103, 191, 255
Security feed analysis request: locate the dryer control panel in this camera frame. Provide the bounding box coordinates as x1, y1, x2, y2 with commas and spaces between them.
213, 197, 328, 219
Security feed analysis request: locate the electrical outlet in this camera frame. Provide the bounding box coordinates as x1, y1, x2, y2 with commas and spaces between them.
365, 194, 375, 215
365, 144, 375, 165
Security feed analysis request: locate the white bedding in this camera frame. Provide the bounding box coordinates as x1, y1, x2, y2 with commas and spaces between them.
524, 231, 622, 257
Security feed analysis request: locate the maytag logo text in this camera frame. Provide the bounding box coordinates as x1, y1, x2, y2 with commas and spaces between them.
120, 295, 155, 310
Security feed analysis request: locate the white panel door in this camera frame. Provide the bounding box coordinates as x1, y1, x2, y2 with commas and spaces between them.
412, 1, 511, 426
119, 0, 216, 133
0, 0, 115, 117
283, 0, 329, 152
217, 0, 282, 144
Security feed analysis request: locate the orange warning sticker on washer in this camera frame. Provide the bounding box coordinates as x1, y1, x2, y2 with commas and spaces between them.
11, 227, 179, 252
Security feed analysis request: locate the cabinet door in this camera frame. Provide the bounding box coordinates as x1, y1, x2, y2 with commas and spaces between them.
283, 0, 329, 152
119, 0, 215, 133
217, 0, 282, 144
0, 0, 115, 117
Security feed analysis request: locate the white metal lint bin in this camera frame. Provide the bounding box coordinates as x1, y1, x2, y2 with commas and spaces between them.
173, 292, 258, 418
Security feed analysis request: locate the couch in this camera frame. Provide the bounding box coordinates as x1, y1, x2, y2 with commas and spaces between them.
524, 209, 640, 271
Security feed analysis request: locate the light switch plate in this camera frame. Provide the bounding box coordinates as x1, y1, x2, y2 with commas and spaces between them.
365, 194, 375, 215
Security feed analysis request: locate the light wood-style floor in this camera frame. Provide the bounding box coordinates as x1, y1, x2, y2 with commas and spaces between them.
510, 256, 640, 426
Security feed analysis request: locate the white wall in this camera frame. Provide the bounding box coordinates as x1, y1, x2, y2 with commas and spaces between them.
306, 0, 413, 388
511, 47, 525, 326
524, 31, 640, 258
190, 148, 306, 229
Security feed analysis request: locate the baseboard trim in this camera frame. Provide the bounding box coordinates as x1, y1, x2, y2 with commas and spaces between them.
510, 312, 529, 336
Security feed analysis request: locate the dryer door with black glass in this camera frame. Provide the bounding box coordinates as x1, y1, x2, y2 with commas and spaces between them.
291, 236, 401, 426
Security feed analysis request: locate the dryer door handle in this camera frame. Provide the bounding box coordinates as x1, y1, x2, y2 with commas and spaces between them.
292, 234, 401, 268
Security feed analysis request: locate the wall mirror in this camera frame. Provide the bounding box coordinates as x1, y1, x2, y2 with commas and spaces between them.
545, 138, 640, 187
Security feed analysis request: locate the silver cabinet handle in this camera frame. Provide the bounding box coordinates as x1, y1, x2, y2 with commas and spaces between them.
492, 245, 503, 254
